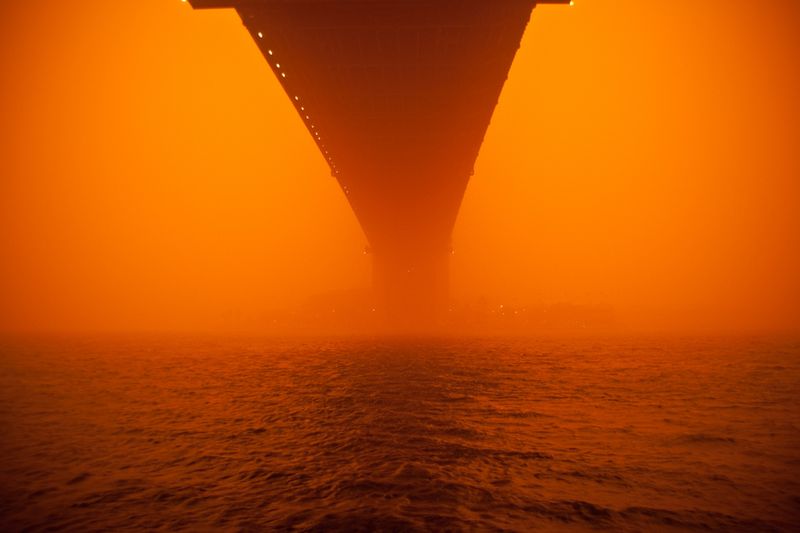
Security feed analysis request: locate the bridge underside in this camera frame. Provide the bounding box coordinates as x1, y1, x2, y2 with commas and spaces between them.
189, 0, 564, 326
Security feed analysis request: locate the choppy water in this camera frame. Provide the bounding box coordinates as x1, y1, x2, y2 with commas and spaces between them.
1, 335, 799, 531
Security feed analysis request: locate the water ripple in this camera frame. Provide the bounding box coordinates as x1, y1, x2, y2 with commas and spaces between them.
0, 335, 798, 531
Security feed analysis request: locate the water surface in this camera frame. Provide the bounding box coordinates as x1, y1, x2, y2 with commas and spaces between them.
1, 336, 798, 531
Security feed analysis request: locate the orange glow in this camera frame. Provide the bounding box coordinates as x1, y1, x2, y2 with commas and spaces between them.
1, 6, 799, 530
1, 0, 798, 334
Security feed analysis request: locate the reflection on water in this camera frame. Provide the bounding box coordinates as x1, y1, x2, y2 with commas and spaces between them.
1, 336, 798, 531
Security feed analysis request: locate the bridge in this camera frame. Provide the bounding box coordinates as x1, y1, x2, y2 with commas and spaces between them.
187, 0, 571, 327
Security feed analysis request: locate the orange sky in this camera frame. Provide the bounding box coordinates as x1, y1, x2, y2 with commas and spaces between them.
1, 0, 798, 334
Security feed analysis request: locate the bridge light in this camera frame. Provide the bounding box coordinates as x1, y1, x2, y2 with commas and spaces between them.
294, 96, 299, 101
257, 32, 263, 39
281, 73, 286, 78
276, 63, 280, 68
268, 50, 273, 56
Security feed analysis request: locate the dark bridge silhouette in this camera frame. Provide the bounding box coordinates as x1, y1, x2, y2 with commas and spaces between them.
188, 0, 570, 326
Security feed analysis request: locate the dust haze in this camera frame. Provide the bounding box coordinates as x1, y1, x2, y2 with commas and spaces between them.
1, 0, 798, 334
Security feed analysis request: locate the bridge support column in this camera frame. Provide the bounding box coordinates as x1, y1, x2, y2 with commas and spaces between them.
372, 244, 450, 331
